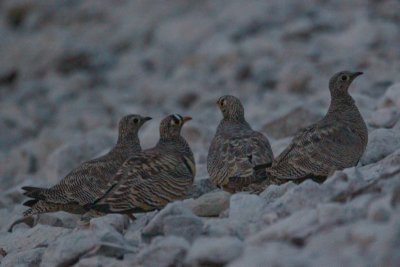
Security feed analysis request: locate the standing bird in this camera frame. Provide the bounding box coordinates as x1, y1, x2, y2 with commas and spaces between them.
246, 71, 368, 191
89, 114, 195, 215
8, 114, 151, 231
207, 95, 273, 193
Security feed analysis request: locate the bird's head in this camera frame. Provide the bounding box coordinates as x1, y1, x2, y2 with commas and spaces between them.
119, 114, 152, 137
160, 114, 192, 139
329, 71, 363, 96
216, 95, 245, 121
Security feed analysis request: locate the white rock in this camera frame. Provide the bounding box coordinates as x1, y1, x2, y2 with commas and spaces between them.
269, 180, 327, 215
41, 228, 134, 267
185, 191, 230, 217
1, 248, 45, 267
133, 236, 189, 267
124, 212, 157, 243
360, 128, 400, 165
229, 242, 306, 267
73, 255, 129, 267
203, 218, 236, 237
305, 224, 368, 267
0, 225, 71, 253
367, 196, 391, 222
317, 203, 365, 227
259, 182, 296, 205
90, 214, 130, 233
378, 83, 400, 110
316, 203, 344, 226
185, 237, 243, 267
368, 107, 400, 128
391, 183, 400, 208
229, 193, 264, 222
142, 202, 199, 240
36, 212, 80, 229
262, 212, 279, 225
163, 215, 204, 242
248, 209, 318, 245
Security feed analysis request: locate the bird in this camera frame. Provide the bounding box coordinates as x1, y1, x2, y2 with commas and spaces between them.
89, 114, 195, 215
243, 71, 368, 192
207, 95, 273, 193
8, 114, 151, 231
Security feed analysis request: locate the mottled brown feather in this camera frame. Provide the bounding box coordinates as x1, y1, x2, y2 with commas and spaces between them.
91, 114, 195, 214
18, 114, 151, 216
207, 95, 273, 192
258, 71, 368, 191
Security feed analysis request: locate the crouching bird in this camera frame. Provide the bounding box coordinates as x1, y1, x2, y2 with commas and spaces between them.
88, 114, 195, 217
8, 114, 151, 231
240, 71, 368, 193
207, 95, 273, 193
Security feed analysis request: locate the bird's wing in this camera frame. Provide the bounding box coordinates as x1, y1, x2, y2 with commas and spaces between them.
249, 131, 274, 166
270, 121, 364, 180
208, 131, 273, 186
92, 150, 195, 213
35, 156, 122, 205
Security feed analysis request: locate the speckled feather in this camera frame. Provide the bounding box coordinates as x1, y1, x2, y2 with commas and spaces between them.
90, 114, 195, 214
21, 114, 151, 217
247, 71, 368, 193
207, 95, 273, 192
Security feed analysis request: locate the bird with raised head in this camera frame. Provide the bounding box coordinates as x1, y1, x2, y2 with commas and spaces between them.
89, 114, 195, 216
243, 71, 368, 192
9, 114, 151, 231
207, 95, 273, 193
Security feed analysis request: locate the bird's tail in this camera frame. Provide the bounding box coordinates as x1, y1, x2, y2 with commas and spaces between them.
22, 186, 48, 200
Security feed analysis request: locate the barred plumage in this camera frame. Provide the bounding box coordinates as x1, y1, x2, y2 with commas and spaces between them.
207, 95, 273, 192
8, 114, 151, 231
90, 114, 195, 214
245, 71, 368, 193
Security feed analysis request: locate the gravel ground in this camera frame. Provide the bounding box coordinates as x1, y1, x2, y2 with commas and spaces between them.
0, 0, 400, 266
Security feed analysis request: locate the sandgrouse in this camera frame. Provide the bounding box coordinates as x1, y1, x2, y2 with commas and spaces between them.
89, 114, 195, 215
207, 95, 273, 193
9, 114, 151, 231
243, 71, 368, 192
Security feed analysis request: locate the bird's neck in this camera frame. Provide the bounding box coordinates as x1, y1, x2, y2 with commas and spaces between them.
326, 92, 363, 124
114, 132, 141, 155
326, 92, 368, 146
158, 136, 192, 154
217, 118, 251, 133
327, 91, 354, 113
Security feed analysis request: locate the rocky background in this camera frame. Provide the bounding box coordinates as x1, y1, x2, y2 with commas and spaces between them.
1, 0, 400, 266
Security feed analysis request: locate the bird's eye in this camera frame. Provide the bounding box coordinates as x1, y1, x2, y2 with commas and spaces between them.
220, 100, 226, 106
133, 118, 139, 123
341, 75, 348, 81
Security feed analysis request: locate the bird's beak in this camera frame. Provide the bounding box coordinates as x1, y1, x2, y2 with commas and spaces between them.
352, 72, 363, 79
143, 117, 152, 121
182, 116, 192, 123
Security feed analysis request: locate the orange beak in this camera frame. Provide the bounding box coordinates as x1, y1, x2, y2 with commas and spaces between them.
182, 116, 192, 123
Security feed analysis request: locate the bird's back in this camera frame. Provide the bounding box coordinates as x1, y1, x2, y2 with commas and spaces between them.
28, 144, 141, 207
208, 121, 273, 186
268, 97, 368, 180
91, 141, 195, 214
